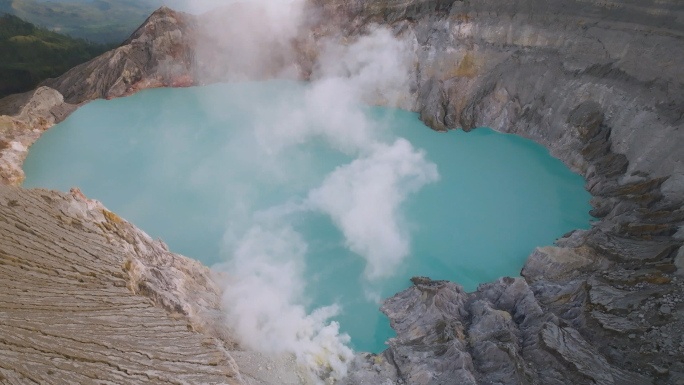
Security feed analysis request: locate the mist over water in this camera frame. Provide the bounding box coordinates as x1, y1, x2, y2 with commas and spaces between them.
23, 80, 592, 370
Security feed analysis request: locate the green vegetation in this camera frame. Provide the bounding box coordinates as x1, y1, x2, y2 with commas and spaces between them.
0, 13, 113, 98
0, 0, 182, 98
0, 0, 163, 43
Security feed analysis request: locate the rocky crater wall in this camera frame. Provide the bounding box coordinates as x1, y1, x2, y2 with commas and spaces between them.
311, 0, 684, 383
0, 0, 683, 384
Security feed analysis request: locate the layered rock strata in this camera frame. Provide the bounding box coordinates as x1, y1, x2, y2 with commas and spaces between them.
0, 184, 310, 384
319, 0, 684, 383
0, 0, 682, 384
0, 185, 242, 383
0, 87, 76, 185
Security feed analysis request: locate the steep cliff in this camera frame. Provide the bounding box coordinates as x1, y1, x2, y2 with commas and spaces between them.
0, 0, 683, 384
40, 7, 197, 104
0, 184, 243, 383
307, 0, 684, 383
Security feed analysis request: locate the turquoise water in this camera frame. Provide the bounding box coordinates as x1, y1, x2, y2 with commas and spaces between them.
23, 81, 592, 353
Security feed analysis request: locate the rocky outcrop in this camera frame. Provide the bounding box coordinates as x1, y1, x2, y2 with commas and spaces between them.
345, 266, 683, 384
37, 4, 303, 105
0, 87, 76, 185
0, 0, 682, 384
40, 7, 197, 105
304, 0, 684, 383
364, 275, 659, 385
0, 185, 242, 383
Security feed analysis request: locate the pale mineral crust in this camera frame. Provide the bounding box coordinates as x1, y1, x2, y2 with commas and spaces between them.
0, 185, 243, 384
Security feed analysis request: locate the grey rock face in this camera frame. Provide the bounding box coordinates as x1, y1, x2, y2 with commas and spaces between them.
348, 275, 667, 385
382, 277, 476, 385
41, 7, 198, 104
0, 0, 682, 384
0, 87, 76, 185
309, 0, 684, 384
521, 246, 608, 283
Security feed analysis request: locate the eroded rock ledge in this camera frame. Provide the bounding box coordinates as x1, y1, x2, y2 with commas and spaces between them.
0, 0, 683, 384
0, 185, 241, 383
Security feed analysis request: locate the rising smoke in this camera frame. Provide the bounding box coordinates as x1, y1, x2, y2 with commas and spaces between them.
192, 0, 306, 83
183, 0, 436, 382
306, 139, 439, 280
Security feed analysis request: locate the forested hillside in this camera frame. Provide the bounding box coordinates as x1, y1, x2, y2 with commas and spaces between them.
0, 0, 163, 43
0, 13, 112, 98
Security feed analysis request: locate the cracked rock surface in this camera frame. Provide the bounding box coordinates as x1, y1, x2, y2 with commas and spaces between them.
0, 185, 242, 384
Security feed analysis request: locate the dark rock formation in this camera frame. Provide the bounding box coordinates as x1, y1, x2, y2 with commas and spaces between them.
308, 0, 684, 383
0, 0, 682, 384
348, 272, 683, 384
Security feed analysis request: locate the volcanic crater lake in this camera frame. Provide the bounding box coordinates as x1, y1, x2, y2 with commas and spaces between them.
23, 81, 592, 353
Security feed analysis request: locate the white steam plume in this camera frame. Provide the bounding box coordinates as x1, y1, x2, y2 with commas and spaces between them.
246, 27, 438, 281
179, 1, 439, 381
306, 139, 439, 279
218, 223, 353, 382
193, 0, 307, 82
312, 28, 415, 109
